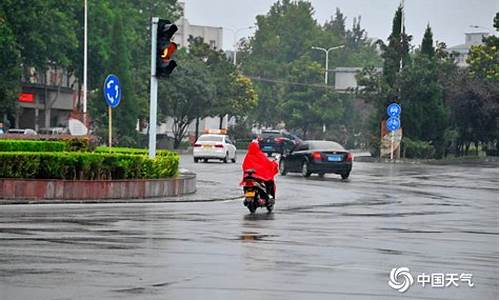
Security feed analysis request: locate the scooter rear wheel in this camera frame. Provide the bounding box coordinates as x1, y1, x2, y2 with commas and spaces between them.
248, 201, 257, 213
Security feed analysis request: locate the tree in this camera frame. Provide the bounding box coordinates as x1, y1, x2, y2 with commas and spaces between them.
228, 72, 258, 119
467, 12, 499, 81
421, 24, 434, 58
158, 51, 214, 148
0, 9, 20, 125
109, 15, 139, 146
444, 69, 498, 155
0, 0, 78, 127
378, 5, 412, 94
324, 8, 346, 39
240, 2, 380, 137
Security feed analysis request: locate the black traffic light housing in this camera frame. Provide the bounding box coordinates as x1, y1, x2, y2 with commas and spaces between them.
156, 19, 178, 78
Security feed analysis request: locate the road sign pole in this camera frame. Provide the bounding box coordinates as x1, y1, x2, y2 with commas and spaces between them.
108, 106, 112, 150
390, 131, 394, 160
149, 17, 159, 159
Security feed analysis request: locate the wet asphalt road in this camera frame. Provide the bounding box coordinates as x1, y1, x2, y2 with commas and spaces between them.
0, 154, 498, 300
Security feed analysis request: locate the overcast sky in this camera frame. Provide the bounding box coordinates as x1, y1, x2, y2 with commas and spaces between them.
182, 0, 498, 50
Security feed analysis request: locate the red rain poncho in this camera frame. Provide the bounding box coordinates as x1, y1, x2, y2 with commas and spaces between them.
241, 141, 278, 183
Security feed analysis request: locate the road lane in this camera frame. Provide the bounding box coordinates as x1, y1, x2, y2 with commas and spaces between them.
0, 154, 497, 299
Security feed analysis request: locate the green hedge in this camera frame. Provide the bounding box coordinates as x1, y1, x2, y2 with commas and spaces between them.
0, 151, 179, 180
94, 146, 177, 157
0, 140, 66, 152
0, 137, 96, 152
402, 138, 436, 159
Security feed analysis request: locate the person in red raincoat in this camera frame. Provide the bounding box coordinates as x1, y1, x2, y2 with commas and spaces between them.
241, 140, 278, 199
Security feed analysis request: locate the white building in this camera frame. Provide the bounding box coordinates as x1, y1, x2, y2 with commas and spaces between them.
333, 67, 382, 92
333, 67, 363, 91
173, 2, 223, 50
447, 32, 489, 67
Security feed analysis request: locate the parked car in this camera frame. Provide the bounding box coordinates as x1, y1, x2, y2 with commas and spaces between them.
279, 140, 352, 179
7, 128, 37, 135
193, 134, 237, 163
258, 130, 302, 156
38, 127, 68, 135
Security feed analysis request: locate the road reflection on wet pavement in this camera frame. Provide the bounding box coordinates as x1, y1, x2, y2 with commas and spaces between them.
0, 155, 497, 299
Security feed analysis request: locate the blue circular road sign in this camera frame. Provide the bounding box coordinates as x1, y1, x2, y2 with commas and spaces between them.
386, 117, 401, 132
387, 102, 402, 118
103, 74, 121, 108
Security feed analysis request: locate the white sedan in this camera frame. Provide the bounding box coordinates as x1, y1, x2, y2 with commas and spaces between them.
193, 134, 237, 163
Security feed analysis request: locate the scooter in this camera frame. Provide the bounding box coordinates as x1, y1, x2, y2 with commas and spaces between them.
242, 169, 274, 213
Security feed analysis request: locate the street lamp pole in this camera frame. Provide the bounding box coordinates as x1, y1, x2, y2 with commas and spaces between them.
311, 45, 344, 85
225, 26, 255, 65
83, 0, 88, 125
311, 45, 344, 136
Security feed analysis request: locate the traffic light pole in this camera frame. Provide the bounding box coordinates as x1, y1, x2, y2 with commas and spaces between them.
148, 17, 159, 158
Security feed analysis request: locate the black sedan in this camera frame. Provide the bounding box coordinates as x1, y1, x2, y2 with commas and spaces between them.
258, 130, 302, 156
279, 140, 352, 179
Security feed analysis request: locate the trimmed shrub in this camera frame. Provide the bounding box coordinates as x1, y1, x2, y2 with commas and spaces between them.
0, 136, 97, 152
0, 136, 95, 152
402, 138, 436, 159
64, 136, 96, 151
0, 140, 66, 152
0, 152, 179, 180
94, 146, 177, 157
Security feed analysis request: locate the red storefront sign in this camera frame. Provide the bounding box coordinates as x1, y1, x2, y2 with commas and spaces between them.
18, 92, 34, 103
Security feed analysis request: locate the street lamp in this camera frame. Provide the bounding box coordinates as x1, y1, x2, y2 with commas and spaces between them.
311, 45, 344, 85
311, 45, 344, 137
469, 25, 495, 34
225, 26, 255, 65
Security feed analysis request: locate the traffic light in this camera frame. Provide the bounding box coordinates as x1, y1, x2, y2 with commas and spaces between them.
156, 19, 178, 78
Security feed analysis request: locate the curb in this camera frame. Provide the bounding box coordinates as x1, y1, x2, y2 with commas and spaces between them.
0, 173, 196, 204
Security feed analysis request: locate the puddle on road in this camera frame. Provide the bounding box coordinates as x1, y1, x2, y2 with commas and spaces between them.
378, 227, 444, 234
342, 211, 451, 217
281, 198, 402, 213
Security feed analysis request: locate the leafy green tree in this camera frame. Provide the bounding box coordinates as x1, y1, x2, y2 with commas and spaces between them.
0, 0, 78, 127
188, 36, 257, 128
0, 9, 20, 124
240, 1, 380, 137
400, 56, 448, 157
109, 15, 139, 146
378, 5, 412, 94
443, 69, 498, 155
467, 12, 499, 81
324, 8, 346, 40
229, 72, 258, 120
158, 51, 215, 148
420, 24, 435, 58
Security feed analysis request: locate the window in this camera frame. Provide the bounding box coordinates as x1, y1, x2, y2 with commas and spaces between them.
198, 135, 223, 142
308, 141, 345, 151
209, 40, 216, 49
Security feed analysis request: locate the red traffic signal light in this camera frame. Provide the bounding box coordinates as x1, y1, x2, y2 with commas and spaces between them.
156, 19, 178, 78
160, 42, 177, 61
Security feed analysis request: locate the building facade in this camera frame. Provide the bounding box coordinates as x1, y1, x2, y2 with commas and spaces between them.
447, 32, 489, 67
15, 66, 77, 132
173, 2, 223, 50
